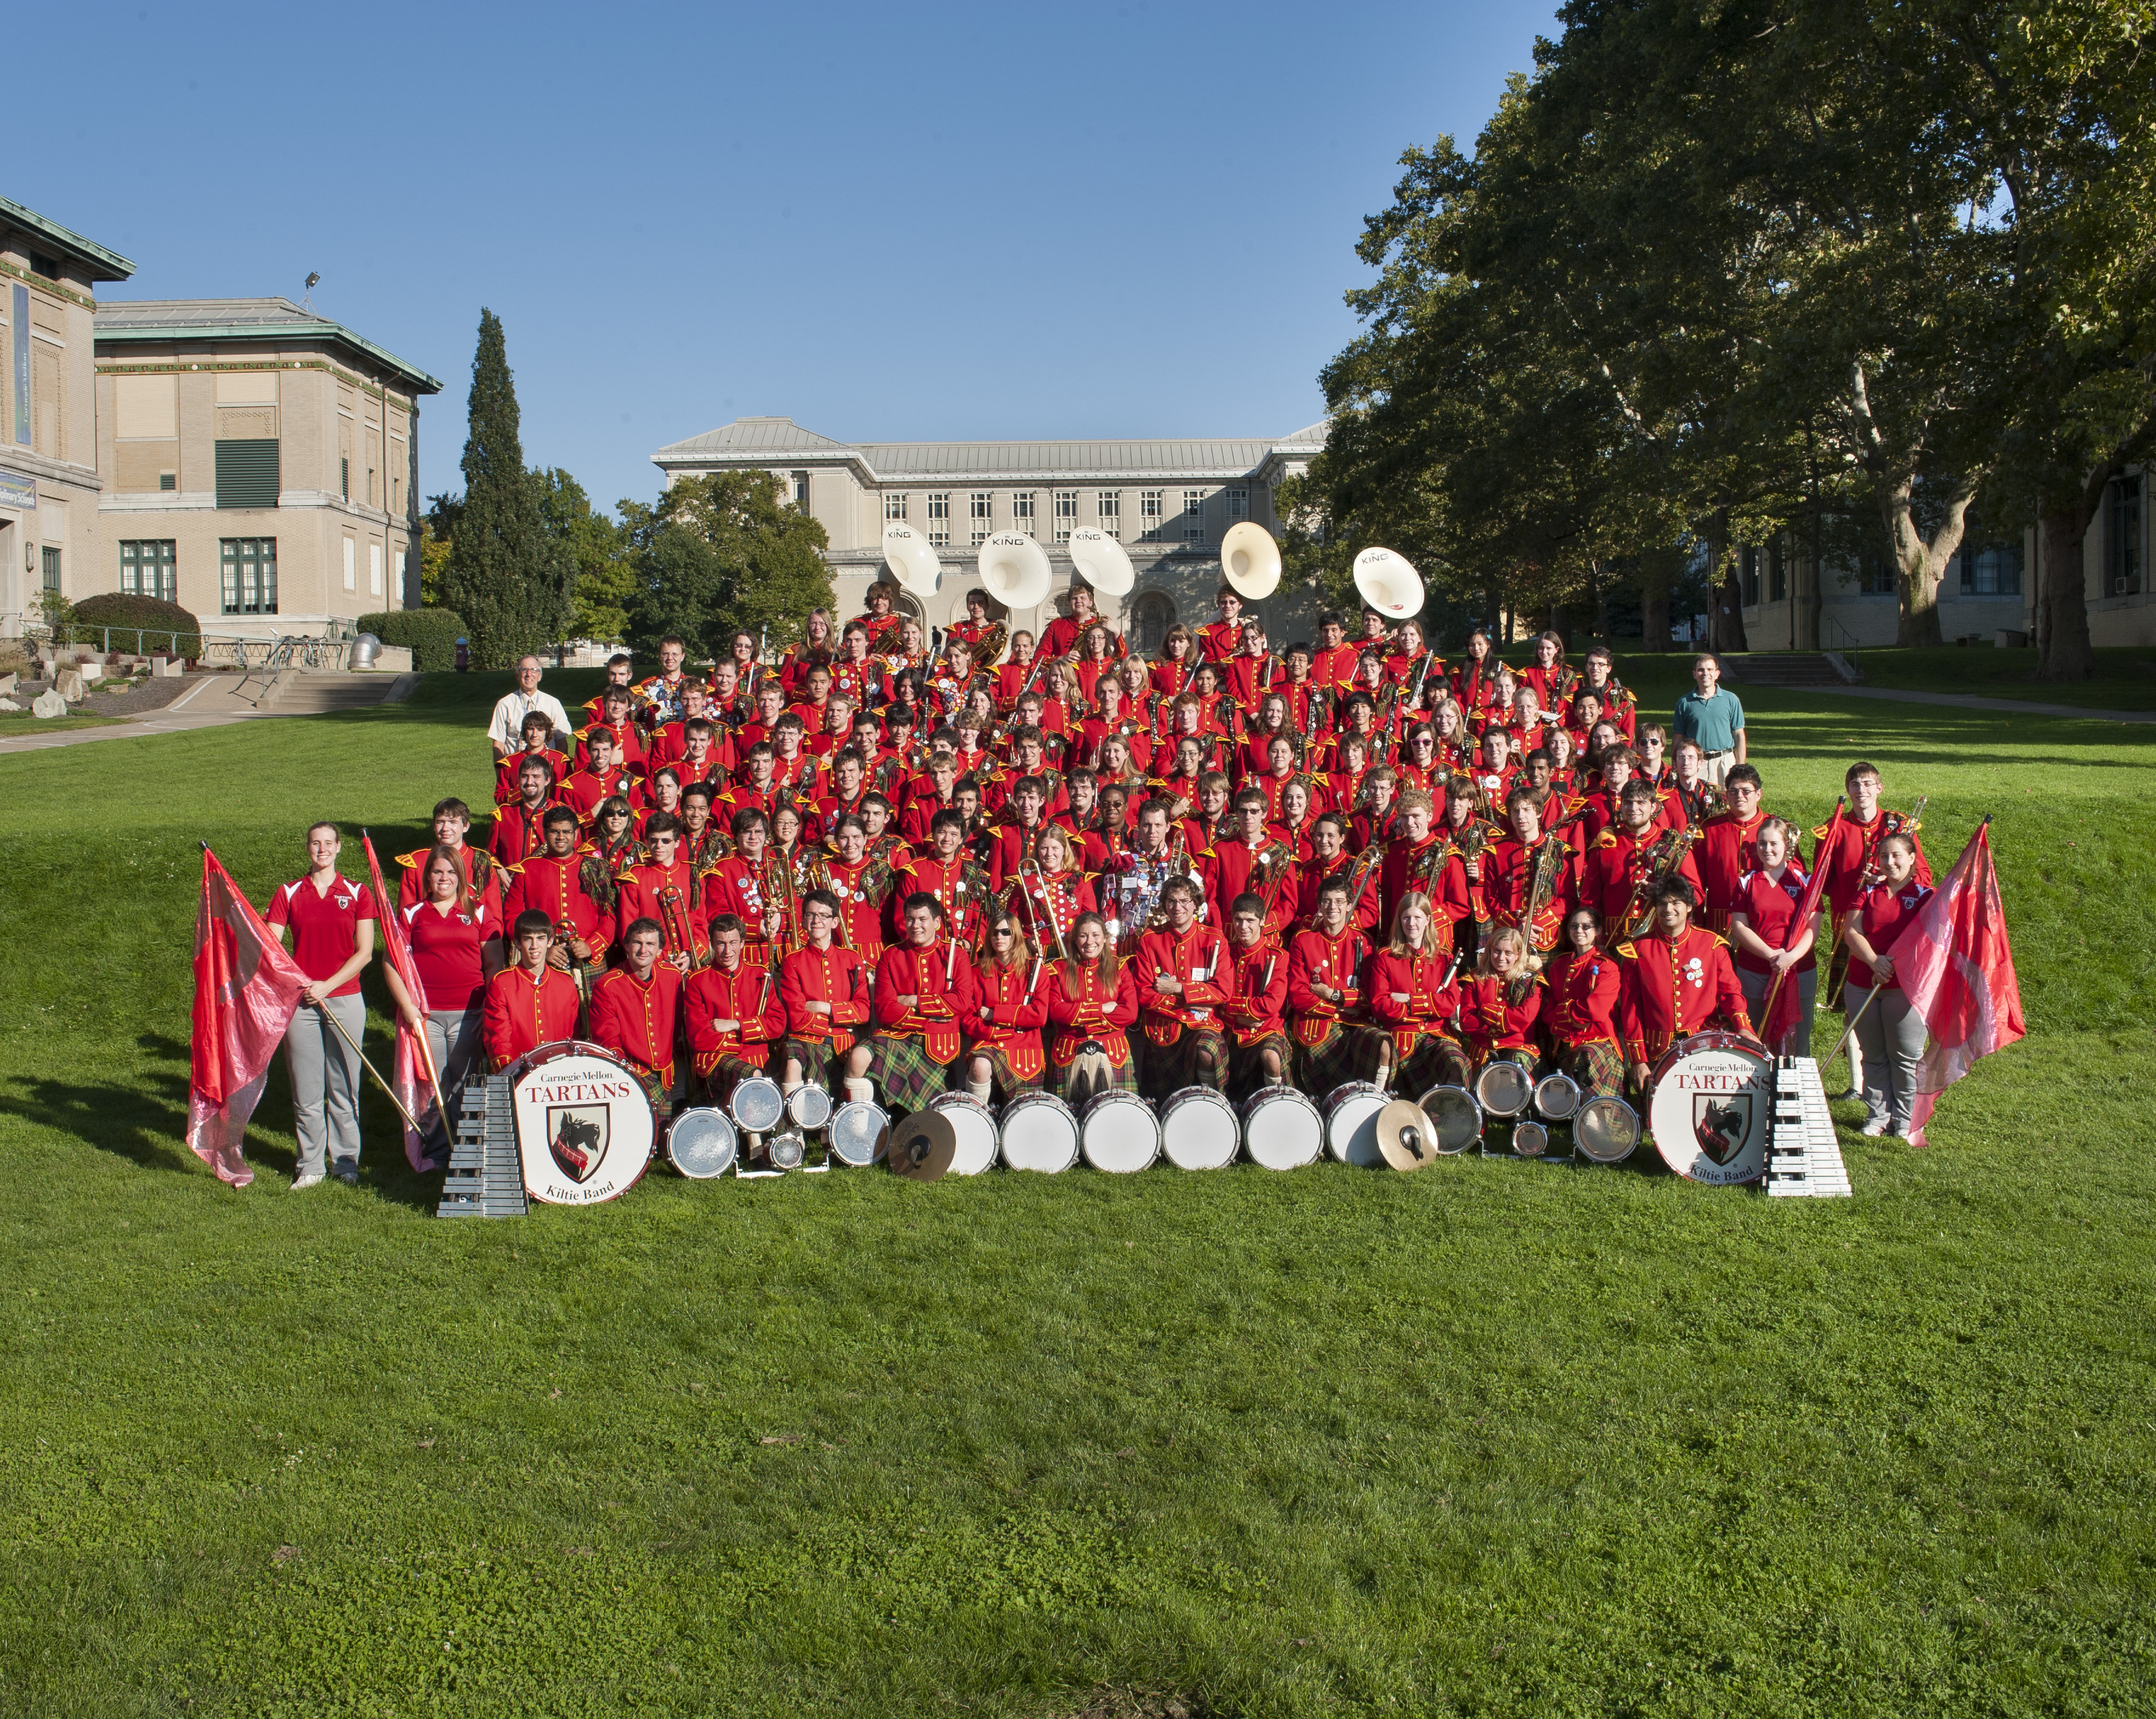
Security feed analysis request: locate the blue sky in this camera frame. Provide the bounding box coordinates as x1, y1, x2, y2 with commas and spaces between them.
27, 1, 1553, 517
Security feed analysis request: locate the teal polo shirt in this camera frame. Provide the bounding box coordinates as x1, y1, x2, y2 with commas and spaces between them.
1673, 687, 1745, 753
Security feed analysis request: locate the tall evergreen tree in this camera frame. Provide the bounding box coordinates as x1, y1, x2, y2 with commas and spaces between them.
439, 310, 572, 667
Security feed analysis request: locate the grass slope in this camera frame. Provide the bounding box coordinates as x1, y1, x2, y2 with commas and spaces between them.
1837, 646, 2156, 713
2, 671, 2151, 1718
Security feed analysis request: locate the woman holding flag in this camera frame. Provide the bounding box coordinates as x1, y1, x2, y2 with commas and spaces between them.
1835, 832, 1934, 1138
1727, 818, 1820, 1056
266, 823, 378, 1189
382, 844, 505, 1169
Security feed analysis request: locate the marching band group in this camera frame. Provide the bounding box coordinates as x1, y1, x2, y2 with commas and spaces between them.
266, 578, 1933, 1188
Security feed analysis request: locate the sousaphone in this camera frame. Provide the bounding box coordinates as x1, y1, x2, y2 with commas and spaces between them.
1067, 527, 1135, 596
978, 531, 1053, 611
1353, 546, 1424, 620
1220, 521, 1281, 601
883, 522, 943, 602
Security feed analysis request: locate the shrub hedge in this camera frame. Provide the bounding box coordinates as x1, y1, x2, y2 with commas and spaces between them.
66, 592, 203, 658
357, 608, 467, 672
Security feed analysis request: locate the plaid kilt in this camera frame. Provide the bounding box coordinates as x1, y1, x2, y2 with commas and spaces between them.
866, 1034, 954, 1114
1227, 1032, 1291, 1100
700, 1053, 772, 1108
1053, 1053, 1141, 1104
627, 1064, 675, 1125
776, 1036, 844, 1091
1143, 1025, 1230, 1097
1557, 1039, 1626, 1099
975, 1046, 1044, 1103
1297, 1021, 1391, 1094
1394, 1032, 1471, 1095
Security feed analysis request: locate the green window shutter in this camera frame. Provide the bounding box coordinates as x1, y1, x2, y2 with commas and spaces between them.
215, 439, 280, 510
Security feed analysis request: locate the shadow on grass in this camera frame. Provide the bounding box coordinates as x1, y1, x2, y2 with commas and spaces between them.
0, 1034, 220, 1177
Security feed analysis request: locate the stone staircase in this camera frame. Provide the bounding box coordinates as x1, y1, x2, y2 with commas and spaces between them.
1725, 653, 1850, 688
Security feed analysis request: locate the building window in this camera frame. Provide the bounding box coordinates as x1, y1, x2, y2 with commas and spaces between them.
885, 493, 907, 521
220, 538, 277, 614
1224, 488, 1248, 524
215, 438, 280, 509
792, 471, 810, 507
1097, 490, 1121, 539
970, 491, 993, 547
341, 456, 350, 501
1132, 591, 1176, 654
29, 252, 61, 282
343, 537, 356, 591
1959, 542, 2024, 597
159, 471, 176, 492
395, 550, 407, 600
1012, 491, 1036, 535
1182, 489, 1205, 543
1741, 546, 1761, 606
120, 540, 178, 602
41, 546, 61, 592
370, 542, 384, 597
1857, 540, 1896, 595
2108, 476, 2142, 597
1769, 549, 1786, 603
926, 492, 951, 547
1054, 490, 1079, 544
1139, 489, 1165, 541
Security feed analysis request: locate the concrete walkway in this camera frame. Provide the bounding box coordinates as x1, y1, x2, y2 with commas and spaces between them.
0, 672, 418, 756
1781, 683, 2156, 724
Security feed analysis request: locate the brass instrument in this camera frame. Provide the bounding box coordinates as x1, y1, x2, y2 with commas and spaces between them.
1620, 824, 1699, 941
1517, 836, 1568, 967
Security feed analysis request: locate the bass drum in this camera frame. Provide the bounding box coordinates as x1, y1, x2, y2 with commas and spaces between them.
666, 1107, 738, 1179
999, 1091, 1080, 1173
827, 1099, 889, 1167
728, 1074, 787, 1135
1159, 1085, 1239, 1171
930, 1093, 999, 1176
1323, 1081, 1391, 1167
1241, 1085, 1323, 1170
1416, 1085, 1483, 1155
1080, 1090, 1161, 1173
1648, 1030, 1775, 1184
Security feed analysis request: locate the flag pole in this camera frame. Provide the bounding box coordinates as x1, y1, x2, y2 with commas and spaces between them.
312, 999, 428, 1139
1761, 795, 1843, 1038
363, 828, 454, 1138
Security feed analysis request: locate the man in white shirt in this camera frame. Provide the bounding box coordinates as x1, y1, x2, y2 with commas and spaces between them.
487, 656, 572, 760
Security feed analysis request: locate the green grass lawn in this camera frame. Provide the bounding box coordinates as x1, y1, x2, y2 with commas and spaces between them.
1835, 646, 2156, 711
2, 670, 2151, 1718
0, 708, 121, 734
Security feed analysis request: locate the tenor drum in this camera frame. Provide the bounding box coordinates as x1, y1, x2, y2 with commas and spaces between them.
827, 1099, 889, 1167
1647, 1031, 1775, 1184
1512, 1119, 1553, 1158
1080, 1090, 1161, 1173
930, 1093, 999, 1176
1323, 1081, 1391, 1167
787, 1082, 834, 1130
728, 1074, 787, 1135
1416, 1085, 1483, 1155
1473, 1060, 1534, 1117
666, 1107, 738, 1179
1159, 1085, 1239, 1171
767, 1130, 807, 1170
1574, 1095, 1641, 1164
1241, 1085, 1323, 1170
1532, 1071, 1582, 1121
999, 1091, 1080, 1173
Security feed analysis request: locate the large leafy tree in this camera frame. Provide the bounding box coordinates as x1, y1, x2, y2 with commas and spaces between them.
535, 469, 634, 644
437, 310, 574, 666
620, 472, 833, 661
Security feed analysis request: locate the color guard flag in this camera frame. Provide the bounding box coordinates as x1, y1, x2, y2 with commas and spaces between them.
1893, 818, 2025, 1147
361, 834, 447, 1173
188, 847, 310, 1187
1764, 797, 1842, 1051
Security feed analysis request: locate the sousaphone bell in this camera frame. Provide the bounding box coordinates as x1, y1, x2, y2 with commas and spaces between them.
1220, 521, 1281, 601
977, 531, 1053, 612
1353, 546, 1423, 620
883, 522, 942, 602
1068, 527, 1134, 596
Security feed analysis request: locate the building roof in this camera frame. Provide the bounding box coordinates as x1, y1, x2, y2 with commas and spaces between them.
653, 416, 1329, 482
0, 194, 135, 282
94, 297, 442, 393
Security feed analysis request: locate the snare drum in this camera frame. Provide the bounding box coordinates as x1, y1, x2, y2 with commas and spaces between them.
1532, 1071, 1581, 1121
1080, 1090, 1160, 1173
1323, 1081, 1391, 1167
999, 1091, 1080, 1173
1242, 1085, 1323, 1170
1472, 1059, 1534, 1117
1416, 1085, 1483, 1154
787, 1082, 834, 1130
1573, 1094, 1641, 1164
729, 1074, 787, 1135
767, 1130, 807, 1170
666, 1107, 738, 1179
1511, 1119, 1552, 1158
1159, 1085, 1239, 1170
930, 1093, 998, 1176
827, 1099, 889, 1167
1647, 1030, 1774, 1184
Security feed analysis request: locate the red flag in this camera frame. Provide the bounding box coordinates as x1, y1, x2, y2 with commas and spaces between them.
361, 834, 446, 1172
188, 848, 311, 1187
1891, 820, 2025, 1147
1762, 797, 1843, 1051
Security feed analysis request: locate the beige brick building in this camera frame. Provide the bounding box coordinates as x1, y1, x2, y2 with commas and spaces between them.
92, 298, 439, 637
0, 197, 136, 634
651, 416, 1331, 650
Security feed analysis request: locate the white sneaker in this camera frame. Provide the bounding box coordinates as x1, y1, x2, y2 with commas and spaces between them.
1860, 1118, 1890, 1138
291, 1170, 326, 1191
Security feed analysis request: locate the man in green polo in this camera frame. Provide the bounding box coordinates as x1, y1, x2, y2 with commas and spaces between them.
1673, 653, 1747, 785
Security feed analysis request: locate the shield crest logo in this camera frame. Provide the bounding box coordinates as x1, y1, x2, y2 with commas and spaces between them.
1693, 1093, 1751, 1165
548, 1104, 610, 1183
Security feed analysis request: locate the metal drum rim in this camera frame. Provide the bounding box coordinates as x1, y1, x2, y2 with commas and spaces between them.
1573, 1094, 1641, 1164
730, 1074, 787, 1133
1416, 1083, 1484, 1154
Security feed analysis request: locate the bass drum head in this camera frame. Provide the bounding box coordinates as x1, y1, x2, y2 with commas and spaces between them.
1647, 1032, 1774, 1183
729, 1075, 787, 1134
1473, 1060, 1534, 1117
930, 1093, 999, 1176
787, 1082, 834, 1130
1533, 1071, 1582, 1121
999, 1091, 1080, 1173
667, 1107, 738, 1179
1512, 1119, 1551, 1158
827, 1099, 889, 1167
1159, 1085, 1239, 1171
1241, 1086, 1323, 1170
1574, 1095, 1641, 1164
1417, 1085, 1483, 1155
1080, 1090, 1160, 1173
1323, 1081, 1390, 1167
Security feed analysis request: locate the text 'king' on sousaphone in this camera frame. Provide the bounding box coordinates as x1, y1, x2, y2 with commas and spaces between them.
978, 530, 1053, 611
1353, 545, 1423, 620
883, 521, 943, 601
1220, 521, 1281, 600
1066, 526, 1134, 596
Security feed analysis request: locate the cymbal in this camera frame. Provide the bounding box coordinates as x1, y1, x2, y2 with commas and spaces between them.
1375, 1098, 1438, 1171
888, 1109, 957, 1182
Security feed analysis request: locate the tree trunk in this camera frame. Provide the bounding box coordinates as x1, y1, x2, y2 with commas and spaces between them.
1883, 471, 1975, 648
2038, 504, 2095, 680
1642, 582, 1672, 653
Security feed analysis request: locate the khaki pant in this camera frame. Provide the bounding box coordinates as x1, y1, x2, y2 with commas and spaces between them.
1698, 749, 1738, 787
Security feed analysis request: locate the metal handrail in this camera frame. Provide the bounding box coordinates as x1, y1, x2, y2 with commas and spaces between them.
1822, 614, 1860, 654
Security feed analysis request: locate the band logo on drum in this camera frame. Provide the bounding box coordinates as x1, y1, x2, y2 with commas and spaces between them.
511, 1048, 657, 1205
